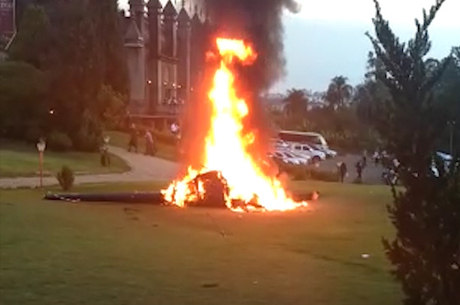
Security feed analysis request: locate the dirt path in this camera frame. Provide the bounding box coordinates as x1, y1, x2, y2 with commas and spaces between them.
0, 146, 179, 189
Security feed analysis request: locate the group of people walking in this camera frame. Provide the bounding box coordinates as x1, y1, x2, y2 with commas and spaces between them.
337, 151, 368, 183
127, 124, 157, 156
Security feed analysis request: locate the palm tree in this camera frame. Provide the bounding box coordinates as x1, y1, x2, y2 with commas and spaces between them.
325, 76, 353, 110
283, 89, 309, 127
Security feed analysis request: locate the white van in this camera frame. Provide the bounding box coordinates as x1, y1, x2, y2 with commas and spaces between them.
278, 131, 329, 149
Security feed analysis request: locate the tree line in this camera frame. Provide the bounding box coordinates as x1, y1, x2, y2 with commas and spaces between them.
277, 45, 459, 154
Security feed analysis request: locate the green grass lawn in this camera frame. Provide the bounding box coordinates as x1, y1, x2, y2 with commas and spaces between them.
0, 141, 130, 178
0, 181, 401, 305
106, 130, 177, 161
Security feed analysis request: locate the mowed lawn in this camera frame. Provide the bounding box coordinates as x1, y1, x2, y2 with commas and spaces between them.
0, 142, 130, 177
0, 181, 401, 305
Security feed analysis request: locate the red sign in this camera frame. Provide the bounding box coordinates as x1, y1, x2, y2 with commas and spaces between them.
0, 0, 15, 49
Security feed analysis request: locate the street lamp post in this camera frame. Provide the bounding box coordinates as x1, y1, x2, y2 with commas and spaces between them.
36, 139, 46, 188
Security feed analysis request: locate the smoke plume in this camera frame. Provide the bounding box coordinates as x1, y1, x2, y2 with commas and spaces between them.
204, 0, 299, 94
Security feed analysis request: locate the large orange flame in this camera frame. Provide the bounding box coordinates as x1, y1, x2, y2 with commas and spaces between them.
162, 38, 307, 212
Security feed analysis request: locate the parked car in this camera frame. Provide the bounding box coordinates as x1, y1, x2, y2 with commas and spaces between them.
269, 151, 309, 166
270, 138, 289, 150
311, 144, 337, 158
284, 151, 312, 165
432, 151, 454, 176
288, 143, 326, 163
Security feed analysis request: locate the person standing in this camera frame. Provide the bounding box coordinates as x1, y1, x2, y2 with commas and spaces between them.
373, 150, 379, 165
362, 150, 367, 168
128, 124, 138, 153
145, 130, 155, 156
100, 135, 110, 167
339, 161, 347, 183
356, 161, 363, 182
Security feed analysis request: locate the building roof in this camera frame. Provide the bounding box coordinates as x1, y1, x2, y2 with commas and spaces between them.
163, 1, 177, 16
124, 18, 144, 47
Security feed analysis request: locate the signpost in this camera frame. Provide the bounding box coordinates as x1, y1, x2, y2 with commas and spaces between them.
0, 0, 16, 50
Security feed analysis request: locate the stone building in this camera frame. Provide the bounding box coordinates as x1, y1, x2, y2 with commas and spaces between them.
124, 0, 208, 118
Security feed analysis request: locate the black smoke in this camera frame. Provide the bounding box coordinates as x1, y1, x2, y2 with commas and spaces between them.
204, 0, 299, 94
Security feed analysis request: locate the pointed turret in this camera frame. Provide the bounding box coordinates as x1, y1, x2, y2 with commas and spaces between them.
124, 11, 147, 115
192, 11, 201, 27
178, 7, 190, 25
177, 6, 191, 106
163, 0, 177, 17
162, 0, 178, 58
147, 0, 163, 113
129, 0, 145, 36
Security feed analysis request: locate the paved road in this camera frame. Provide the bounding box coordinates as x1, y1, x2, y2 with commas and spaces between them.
0, 146, 179, 189
0, 147, 386, 189
318, 154, 385, 185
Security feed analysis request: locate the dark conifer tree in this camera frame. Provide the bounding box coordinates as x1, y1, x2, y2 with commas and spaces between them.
367, 1, 460, 304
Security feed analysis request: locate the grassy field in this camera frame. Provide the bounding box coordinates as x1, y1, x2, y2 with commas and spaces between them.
107, 130, 177, 161
0, 181, 401, 305
0, 142, 130, 177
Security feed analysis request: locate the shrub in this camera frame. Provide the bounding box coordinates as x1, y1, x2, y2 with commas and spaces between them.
97, 84, 127, 129
276, 163, 339, 182
306, 168, 339, 182
47, 131, 73, 151
290, 166, 308, 180
57, 166, 74, 191
277, 163, 308, 180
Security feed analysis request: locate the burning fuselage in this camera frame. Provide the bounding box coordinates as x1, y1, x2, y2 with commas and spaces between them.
162, 38, 307, 212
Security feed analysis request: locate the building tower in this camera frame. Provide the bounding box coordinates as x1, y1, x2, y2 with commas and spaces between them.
125, 0, 146, 114
161, 1, 178, 113
147, 0, 163, 114
177, 5, 191, 106
129, 0, 146, 34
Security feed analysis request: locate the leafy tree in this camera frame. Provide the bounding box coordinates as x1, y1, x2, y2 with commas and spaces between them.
0, 61, 48, 139
43, 0, 104, 140
87, 0, 128, 95
96, 84, 127, 129
283, 89, 309, 128
435, 47, 460, 154
3, 0, 128, 150
354, 52, 390, 125
325, 76, 353, 110
9, 4, 51, 68
42, 0, 127, 149
367, 1, 460, 304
